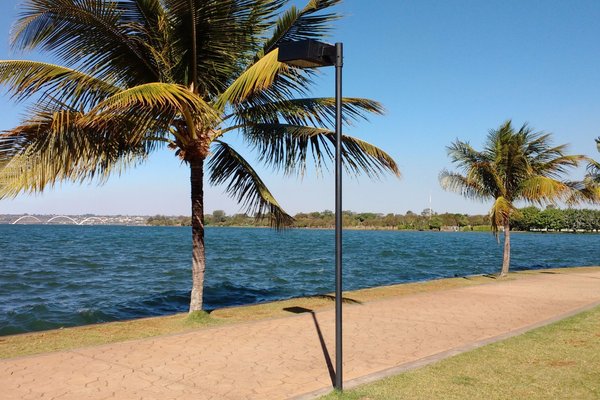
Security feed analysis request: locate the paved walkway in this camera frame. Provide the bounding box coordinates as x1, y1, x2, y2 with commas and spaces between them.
2, 270, 600, 400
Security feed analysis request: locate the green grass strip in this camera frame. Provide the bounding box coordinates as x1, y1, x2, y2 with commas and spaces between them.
321, 304, 600, 400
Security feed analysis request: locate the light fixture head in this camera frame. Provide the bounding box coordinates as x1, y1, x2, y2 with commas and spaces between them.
277, 39, 336, 68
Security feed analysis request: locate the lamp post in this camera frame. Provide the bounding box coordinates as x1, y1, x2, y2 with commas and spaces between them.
278, 39, 344, 391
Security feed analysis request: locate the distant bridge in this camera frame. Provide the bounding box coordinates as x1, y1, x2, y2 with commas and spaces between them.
78, 217, 107, 225
11, 215, 108, 225
11, 215, 42, 225
46, 215, 79, 224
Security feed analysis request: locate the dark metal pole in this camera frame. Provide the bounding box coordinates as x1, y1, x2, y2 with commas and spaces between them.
334, 41, 343, 391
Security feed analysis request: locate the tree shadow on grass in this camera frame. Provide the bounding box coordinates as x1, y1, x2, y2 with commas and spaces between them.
283, 306, 336, 387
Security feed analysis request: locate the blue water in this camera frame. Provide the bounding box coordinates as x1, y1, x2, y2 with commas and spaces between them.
0, 225, 598, 335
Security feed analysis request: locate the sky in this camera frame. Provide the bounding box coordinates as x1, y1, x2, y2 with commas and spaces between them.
1, 0, 599, 216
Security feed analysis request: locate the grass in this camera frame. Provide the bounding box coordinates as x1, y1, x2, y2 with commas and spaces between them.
468, 225, 493, 232
1, 266, 598, 360
320, 303, 600, 400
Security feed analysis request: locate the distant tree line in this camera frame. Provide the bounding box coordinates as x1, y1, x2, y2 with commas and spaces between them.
146, 207, 600, 232
512, 207, 600, 232
147, 215, 192, 226
147, 209, 490, 230
290, 210, 490, 230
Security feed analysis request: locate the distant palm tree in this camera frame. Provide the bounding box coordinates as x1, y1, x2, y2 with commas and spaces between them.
439, 121, 585, 276
571, 137, 600, 201
0, 0, 399, 312
588, 138, 600, 183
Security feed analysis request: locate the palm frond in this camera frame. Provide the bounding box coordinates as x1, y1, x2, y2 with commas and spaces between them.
587, 138, 600, 183
12, 0, 161, 84
215, 49, 289, 109
116, 0, 173, 31
232, 97, 384, 129
532, 154, 583, 177
0, 60, 120, 109
447, 140, 487, 169
260, 0, 341, 57
484, 120, 514, 158
463, 161, 504, 199
564, 178, 600, 204
518, 176, 571, 204
165, 0, 286, 96
446, 143, 503, 199
588, 159, 600, 183
86, 82, 217, 130
240, 123, 400, 178
489, 196, 515, 236
0, 107, 158, 198
223, 0, 341, 108
340, 135, 400, 178
439, 170, 487, 201
233, 66, 314, 112
207, 140, 294, 228
114, 0, 179, 82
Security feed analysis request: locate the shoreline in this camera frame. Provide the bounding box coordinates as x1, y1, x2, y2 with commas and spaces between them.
2, 265, 599, 360
4, 223, 600, 234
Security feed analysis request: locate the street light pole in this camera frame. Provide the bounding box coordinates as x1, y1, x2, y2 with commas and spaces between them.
334, 42, 343, 391
277, 39, 344, 391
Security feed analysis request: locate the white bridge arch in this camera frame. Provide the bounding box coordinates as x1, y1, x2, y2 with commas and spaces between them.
11, 215, 108, 225
78, 217, 106, 225
46, 215, 79, 224
11, 215, 42, 224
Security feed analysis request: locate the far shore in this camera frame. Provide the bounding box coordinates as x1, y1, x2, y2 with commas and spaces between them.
4, 222, 600, 234
202, 224, 600, 233
5, 206, 600, 232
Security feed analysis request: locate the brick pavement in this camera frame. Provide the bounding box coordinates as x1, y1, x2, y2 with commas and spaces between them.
2, 270, 600, 400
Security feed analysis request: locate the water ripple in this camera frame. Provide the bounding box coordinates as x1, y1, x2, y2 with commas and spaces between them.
0, 225, 598, 334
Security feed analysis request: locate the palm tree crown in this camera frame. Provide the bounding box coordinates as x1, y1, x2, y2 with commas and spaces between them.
588, 137, 600, 184
440, 120, 585, 275
0, 0, 400, 311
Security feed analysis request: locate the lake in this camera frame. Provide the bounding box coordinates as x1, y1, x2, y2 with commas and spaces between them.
0, 225, 598, 335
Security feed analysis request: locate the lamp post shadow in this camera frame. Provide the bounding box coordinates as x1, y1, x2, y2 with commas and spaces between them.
283, 306, 336, 387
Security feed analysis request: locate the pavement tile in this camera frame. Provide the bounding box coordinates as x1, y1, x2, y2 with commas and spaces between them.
2, 271, 600, 399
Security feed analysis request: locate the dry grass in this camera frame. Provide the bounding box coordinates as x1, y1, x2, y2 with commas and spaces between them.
1, 266, 598, 360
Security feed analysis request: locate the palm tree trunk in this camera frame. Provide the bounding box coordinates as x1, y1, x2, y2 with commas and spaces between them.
500, 222, 511, 276
189, 157, 206, 312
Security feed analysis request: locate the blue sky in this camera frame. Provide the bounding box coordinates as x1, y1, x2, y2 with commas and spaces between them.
1, 0, 599, 216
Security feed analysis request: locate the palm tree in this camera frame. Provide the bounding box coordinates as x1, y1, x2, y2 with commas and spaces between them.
568, 137, 600, 203
439, 120, 584, 276
0, 0, 399, 312
588, 137, 600, 183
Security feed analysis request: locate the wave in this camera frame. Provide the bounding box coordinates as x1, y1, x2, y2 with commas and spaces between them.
1, 226, 598, 335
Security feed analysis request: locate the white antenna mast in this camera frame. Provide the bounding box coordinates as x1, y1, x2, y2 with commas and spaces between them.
429, 191, 432, 220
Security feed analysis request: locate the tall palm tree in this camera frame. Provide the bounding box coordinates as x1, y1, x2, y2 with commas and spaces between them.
439, 121, 584, 276
0, 0, 400, 312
